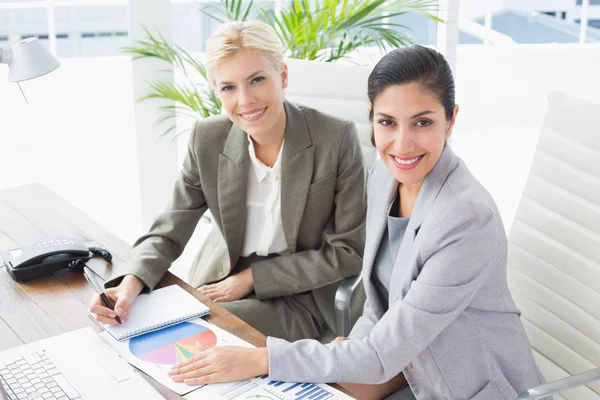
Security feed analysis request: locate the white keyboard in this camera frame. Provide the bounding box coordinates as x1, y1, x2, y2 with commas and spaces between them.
0, 351, 81, 400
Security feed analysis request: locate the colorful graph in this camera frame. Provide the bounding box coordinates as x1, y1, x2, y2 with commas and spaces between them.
129, 322, 217, 365
260, 375, 335, 400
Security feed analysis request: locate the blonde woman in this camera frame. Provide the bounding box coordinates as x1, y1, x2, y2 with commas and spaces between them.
89, 20, 367, 341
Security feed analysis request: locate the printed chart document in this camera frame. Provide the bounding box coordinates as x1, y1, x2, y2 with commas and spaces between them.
100, 317, 254, 395
95, 285, 210, 341
187, 375, 355, 400
100, 317, 354, 399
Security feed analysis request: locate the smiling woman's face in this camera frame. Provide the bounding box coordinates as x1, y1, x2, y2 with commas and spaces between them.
373, 82, 458, 188
213, 49, 288, 141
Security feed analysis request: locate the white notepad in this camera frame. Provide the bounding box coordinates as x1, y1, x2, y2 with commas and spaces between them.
94, 285, 210, 341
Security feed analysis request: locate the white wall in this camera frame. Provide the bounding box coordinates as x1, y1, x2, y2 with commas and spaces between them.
454, 43, 600, 129
452, 43, 600, 231
460, 0, 506, 19
504, 0, 576, 13
503, 0, 600, 22
0, 56, 142, 244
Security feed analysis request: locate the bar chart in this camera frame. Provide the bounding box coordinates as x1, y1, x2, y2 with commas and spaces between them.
256, 375, 340, 400
188, 374, 354, 400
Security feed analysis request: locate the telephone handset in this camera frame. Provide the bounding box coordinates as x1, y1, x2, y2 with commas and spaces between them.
0, 238, 112, 282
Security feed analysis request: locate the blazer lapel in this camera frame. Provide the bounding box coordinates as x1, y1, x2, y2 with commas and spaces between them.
218, 124, 250, 269
389, 145, 460, 302
362, 169, 398, 310
280, 101, 314, 252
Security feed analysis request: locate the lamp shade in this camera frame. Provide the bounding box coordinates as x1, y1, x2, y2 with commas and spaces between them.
7, 37, 60, 82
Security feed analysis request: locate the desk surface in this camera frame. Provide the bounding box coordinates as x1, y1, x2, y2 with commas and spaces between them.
0, 183, 267, 399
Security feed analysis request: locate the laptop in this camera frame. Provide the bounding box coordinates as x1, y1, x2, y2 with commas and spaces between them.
0, 328, 164, 400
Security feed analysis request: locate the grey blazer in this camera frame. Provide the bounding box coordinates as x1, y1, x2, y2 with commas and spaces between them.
267, 146, 546, 399
105, 101, 367, 330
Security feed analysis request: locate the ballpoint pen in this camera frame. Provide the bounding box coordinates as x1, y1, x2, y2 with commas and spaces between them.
83, 265, 122, 324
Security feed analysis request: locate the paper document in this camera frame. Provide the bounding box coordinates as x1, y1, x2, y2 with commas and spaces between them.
100, 317, 354, 399
99, 317, 253, 395
95, 285, 210, 341
186, 375, 355, 400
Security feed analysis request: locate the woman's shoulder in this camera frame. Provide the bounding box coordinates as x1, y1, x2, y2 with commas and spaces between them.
429, 159, 505, 239
443, 160, 499, 214
189, 114, 234, 148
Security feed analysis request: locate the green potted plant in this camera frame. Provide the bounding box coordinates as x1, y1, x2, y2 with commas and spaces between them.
123, 0, 440, 137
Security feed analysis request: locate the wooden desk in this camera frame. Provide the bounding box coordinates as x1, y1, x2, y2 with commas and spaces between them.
0, 183, 266, 399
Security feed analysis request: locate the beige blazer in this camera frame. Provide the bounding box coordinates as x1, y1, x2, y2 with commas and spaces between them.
106, 101, 367, 329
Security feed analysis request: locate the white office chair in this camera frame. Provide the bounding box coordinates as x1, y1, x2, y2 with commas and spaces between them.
508, 92, 600, 399
285, 58, 374, 339
285, 58, 376, 166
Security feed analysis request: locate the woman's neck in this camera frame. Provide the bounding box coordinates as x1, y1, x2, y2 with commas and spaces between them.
251, 109, 286, 167
253, 138, 284, 168
398, 180, 424, 218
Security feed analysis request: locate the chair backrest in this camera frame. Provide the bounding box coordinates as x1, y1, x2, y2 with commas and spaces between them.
285, 58, 376, 167
507, 91, 600, 399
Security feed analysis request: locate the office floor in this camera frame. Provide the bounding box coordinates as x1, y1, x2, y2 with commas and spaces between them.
0, 125, 540, 284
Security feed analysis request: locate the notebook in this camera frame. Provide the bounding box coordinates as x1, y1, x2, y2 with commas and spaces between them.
94, 285, 210, 341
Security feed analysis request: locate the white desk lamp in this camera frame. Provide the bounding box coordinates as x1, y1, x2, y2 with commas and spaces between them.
0, 37, 60, 102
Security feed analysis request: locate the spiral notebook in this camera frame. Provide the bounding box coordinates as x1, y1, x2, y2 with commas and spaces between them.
95, 285, 210, 341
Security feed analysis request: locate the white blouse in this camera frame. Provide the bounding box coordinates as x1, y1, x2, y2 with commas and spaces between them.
240, 136, 289, 257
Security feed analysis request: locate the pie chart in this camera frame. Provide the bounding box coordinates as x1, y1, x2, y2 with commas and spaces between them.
129, 322, 217, 365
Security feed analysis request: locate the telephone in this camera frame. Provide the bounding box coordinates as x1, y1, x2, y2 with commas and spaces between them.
0, 238, 112, 282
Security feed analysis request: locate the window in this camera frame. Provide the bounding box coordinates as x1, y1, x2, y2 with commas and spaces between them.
576, 18, 600, 28
21, 33, 49, 40
459, 0, 600, 44
576, 0, 600, 5
0, 6, 49, 50
0, 2, 130, 58
55, 5, 129, 58
172, 2, 212, 53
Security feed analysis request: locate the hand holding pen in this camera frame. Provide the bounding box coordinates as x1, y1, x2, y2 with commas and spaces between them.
84, 266, 124, 324
86, 268, 145, 325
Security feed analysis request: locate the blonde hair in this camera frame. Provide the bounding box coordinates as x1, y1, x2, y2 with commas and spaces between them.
205, 20, 284, 88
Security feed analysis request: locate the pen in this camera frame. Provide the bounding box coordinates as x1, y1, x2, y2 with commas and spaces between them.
83, 266, 122, 324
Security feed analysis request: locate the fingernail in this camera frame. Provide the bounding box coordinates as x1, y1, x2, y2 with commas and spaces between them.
116, 307, 124, 316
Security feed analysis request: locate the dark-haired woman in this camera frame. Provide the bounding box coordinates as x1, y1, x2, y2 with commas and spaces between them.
167, 45, 546, 400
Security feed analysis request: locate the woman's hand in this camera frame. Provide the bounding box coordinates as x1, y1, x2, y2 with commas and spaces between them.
199, 268, 254, 302
88, 274, 144, 325
168, 344, 269, 386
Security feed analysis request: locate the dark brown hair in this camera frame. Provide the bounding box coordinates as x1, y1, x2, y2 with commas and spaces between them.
369, 45, 456, 145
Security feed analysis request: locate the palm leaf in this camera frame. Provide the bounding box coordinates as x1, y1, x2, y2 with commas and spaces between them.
121, 0, 442, 138
263, 0, 441, 61
199, 0, 256, 22
122, 31, 222, 137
